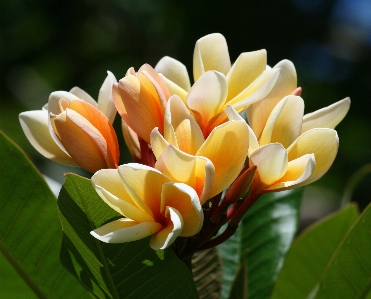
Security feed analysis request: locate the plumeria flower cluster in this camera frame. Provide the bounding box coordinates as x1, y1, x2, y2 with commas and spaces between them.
19, 33, 350, 256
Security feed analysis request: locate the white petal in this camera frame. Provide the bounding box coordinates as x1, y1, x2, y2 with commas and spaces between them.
91, 218, 162, 243
69, 87, 97, 106
155, 56, 191, 91
19, 110, 77, 166
97, 71, 118, 124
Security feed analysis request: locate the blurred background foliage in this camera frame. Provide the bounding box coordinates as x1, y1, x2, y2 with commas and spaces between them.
1, 0, 371, 225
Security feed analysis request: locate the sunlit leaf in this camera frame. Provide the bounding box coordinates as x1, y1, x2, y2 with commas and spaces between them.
271, 204, 359, 299
313, 202, 371, 299
0, 131, 90, 298
58, 173, 199, 299
218, 189, 302, 299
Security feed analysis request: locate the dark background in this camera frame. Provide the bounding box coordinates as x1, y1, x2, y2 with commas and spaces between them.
1, 0, 370, 222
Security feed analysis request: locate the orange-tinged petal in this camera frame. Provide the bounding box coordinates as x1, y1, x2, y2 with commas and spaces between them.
19, 110, 77, 166
187, 71, 228, 134
155, 56, 191, 91
197, 120, 249, 197
287, 128, 339, 185
267, 154, 315, 190
249, 143, 288, 186
301, 97, 350, 134
193, 33, 231, 81
121, 119, 141, 162
117, 74, 164, 143
246, 60, 297, 139
150, 206, 183, 250
91, 218, 162, 244
92, 169, 154, 222
68, 100, 119, 166
155, 145, 215, 204
97, 71, 117, 124
118, 163, 170, 222
138, 64, 171, 101
260, 95, 304, 148
226, 50, 267, 101
161, 182, 203, 237
165, 95, 204, 155
53, 109, 115, 173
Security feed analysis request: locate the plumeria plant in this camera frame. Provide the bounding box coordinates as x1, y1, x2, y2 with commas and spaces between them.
1, 33, 370, 299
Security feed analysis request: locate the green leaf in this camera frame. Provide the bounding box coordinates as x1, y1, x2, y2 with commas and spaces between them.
218, 189, 302, 299
0, 131, 90, 298
57, 173, 199, 299
228, 255, 248, 299
271, 203, 359, 299
314, 202, 371, 299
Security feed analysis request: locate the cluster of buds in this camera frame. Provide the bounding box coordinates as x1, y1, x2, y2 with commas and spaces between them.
19, 34, 350, 258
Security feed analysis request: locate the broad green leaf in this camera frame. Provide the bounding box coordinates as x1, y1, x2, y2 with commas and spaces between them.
58, 174, 199, 299
314, 202, 371, 299
0, 131, 90, 298
218, 189, 302, 299
228, 256, 248, 299
271, 204, 359, 299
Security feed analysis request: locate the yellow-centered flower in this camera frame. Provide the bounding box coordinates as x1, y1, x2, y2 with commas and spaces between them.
90, 164, 204, 250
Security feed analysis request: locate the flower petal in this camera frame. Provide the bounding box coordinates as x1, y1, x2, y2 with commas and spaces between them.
249, 143, 288, 186
150, 206, 183, 250
246, 60, 297, 139
155, 145, 215, 204
159, 74, 188, 103
165, 95, 205, 155
226, 50, 267, 101
196, 120, 249, 197
155, 56, 191, 91
267, 154, 315, 190
91, 218, 162, 244
193, 33, 231, 81
118, 163, 171, 222
69, 87, 97, 107
260, 95, 304, 148
228, 68, 280, 111
187, 71, 228, 133
92, 169, 154, 222
121, 119, 141, 162
117, 74, 164, 143
161, 182, 203, 237
287, 128, 339, 185
97, 71, 118, 124
301, 97, 350, 134
52, 110, 114, 173
19, 110, 77, 166
150, 127, 170, 160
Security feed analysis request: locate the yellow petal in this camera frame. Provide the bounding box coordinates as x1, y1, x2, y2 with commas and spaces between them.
161, 182, 203, 237
165, 95, 205, 155
287, 128, 339, 185
92, 169, 154, 222
97, 71, 118, 124
301, 97, 350, 134
187, 71, 228, 133
138, 64, 171, 101
197, 120, 249, 197
121, 119, 141, 162
19, 110, 77, 166
155, 56, 191, 91
228, 68, 280, 111
226, 50, 267, 101
249, 143, 288, 186
155, 145, 215, 204
267, 154, 315, 190
150, 127, 170, 160
91, 218, 162, 243
193, 33, 231, 81
260, 95, 304, 148
246, 60, 297, 139
159, 74, 188, 103
150, 206, 183, 250
118, 163, 171, 222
